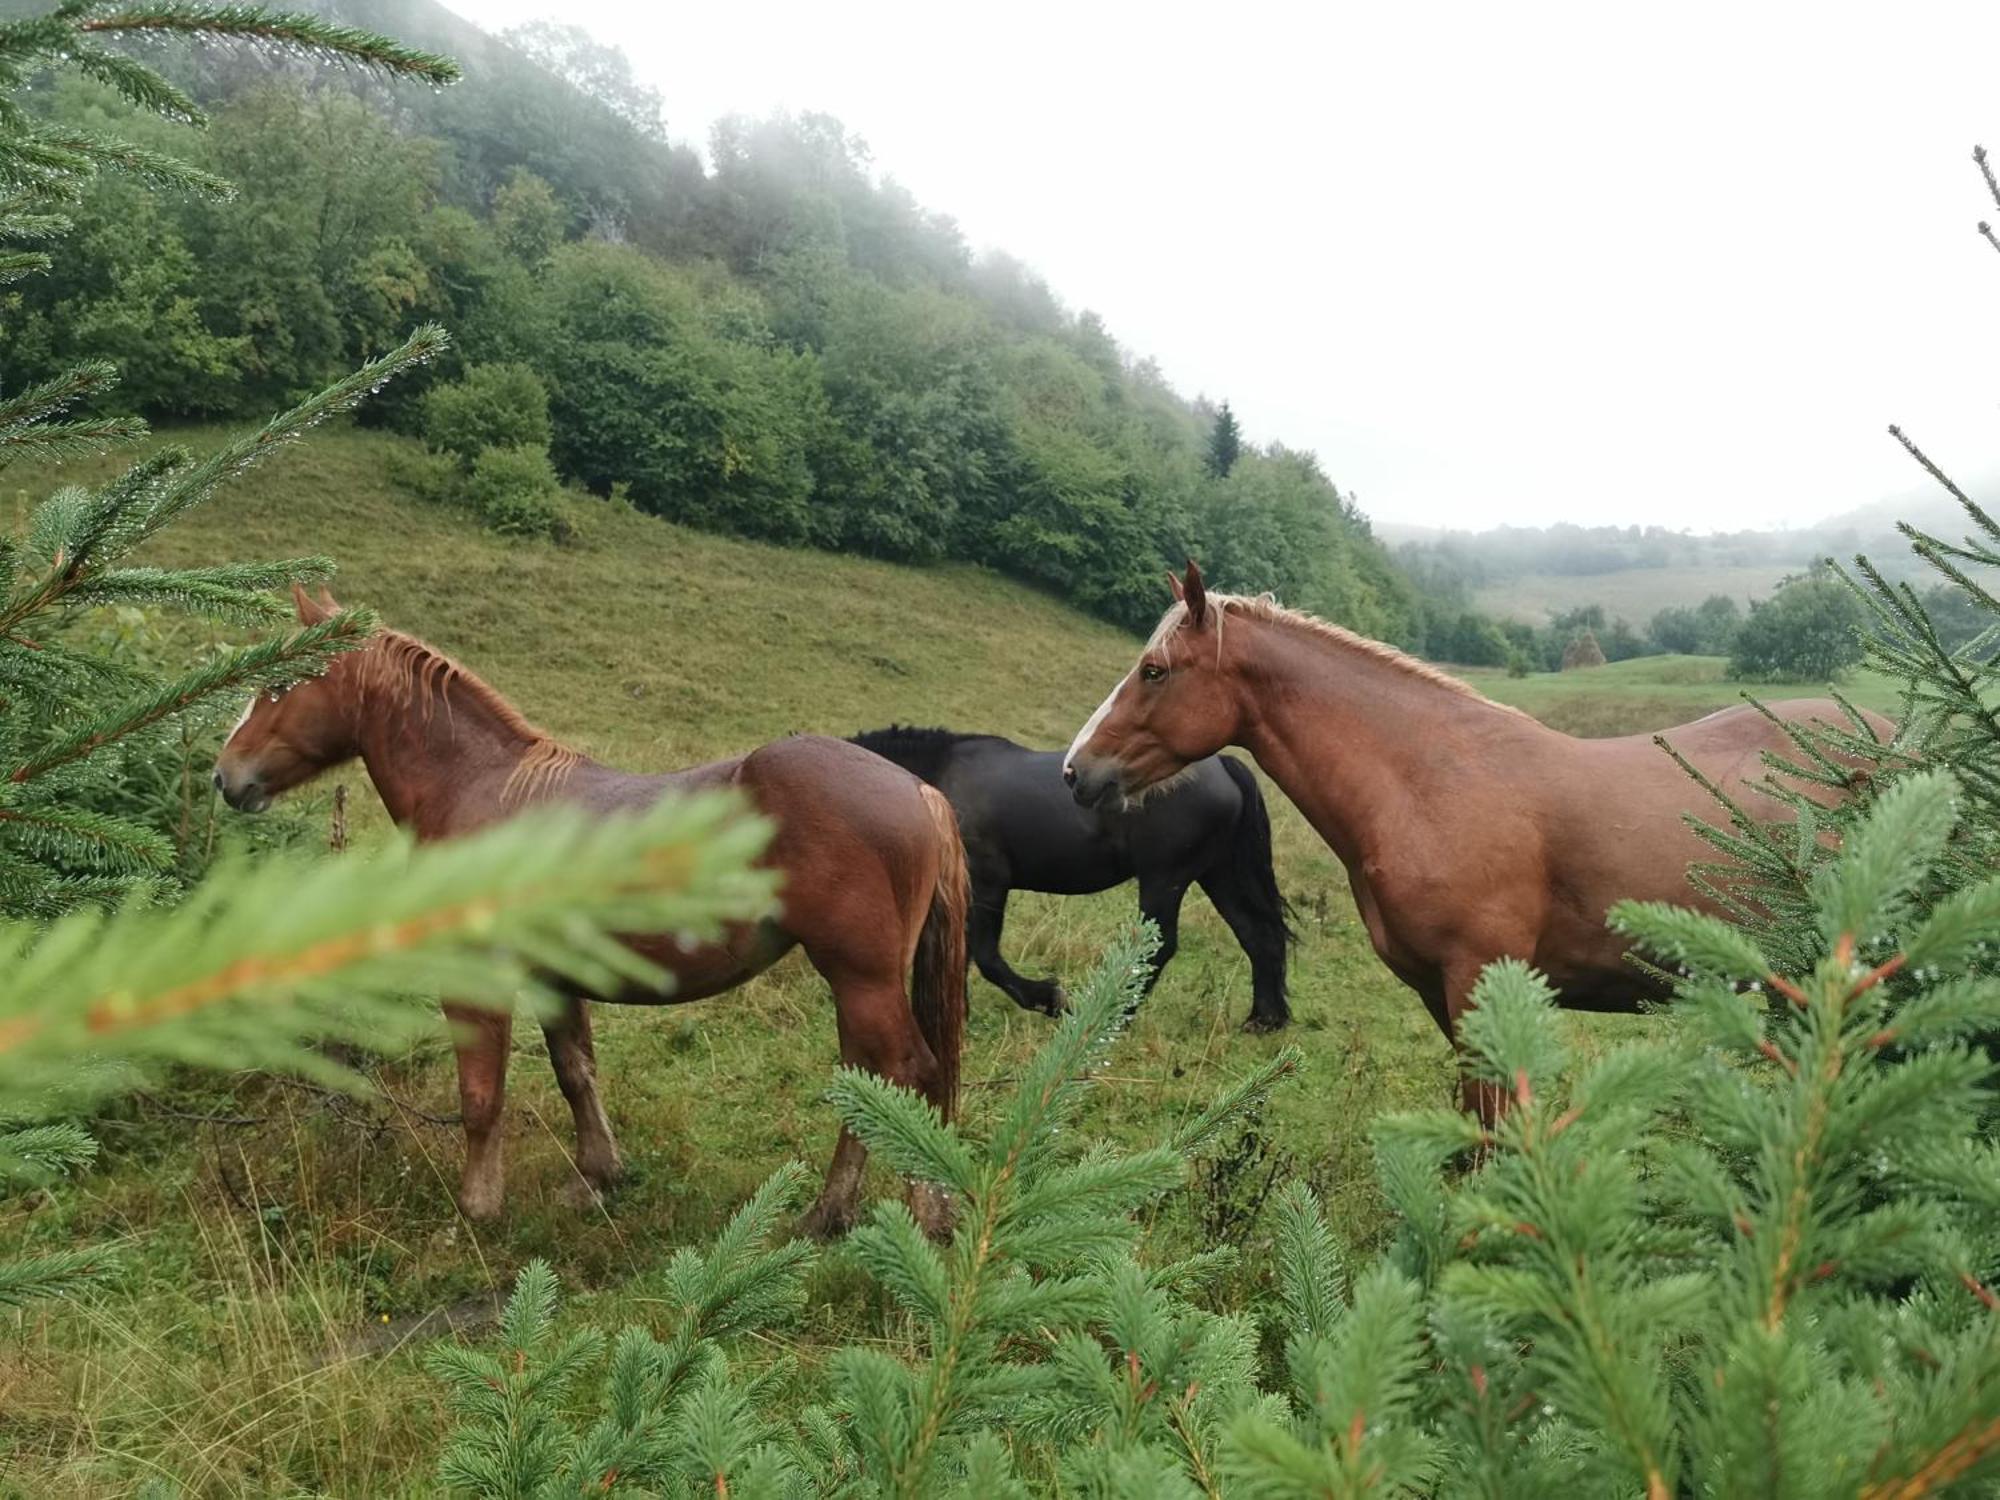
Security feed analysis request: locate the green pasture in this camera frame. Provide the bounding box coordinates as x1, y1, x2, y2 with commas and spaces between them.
0, 427, 1874, 1495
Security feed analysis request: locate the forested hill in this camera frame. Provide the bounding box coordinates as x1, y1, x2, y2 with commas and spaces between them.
0, 0, 1423, 643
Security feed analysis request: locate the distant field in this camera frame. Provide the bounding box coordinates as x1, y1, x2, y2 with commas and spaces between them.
1460, 653, 1904, 738
1473, 563, 1794, 624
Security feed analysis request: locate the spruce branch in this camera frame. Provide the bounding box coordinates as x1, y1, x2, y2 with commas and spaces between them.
14, 126, 232, 197
1888, 424, 1996, 539
64, 38, 203, 122
0, 798, 173, 873
142, 322, 450, 534
0, 1243, 112, 1308
73, 5, 460, 84
0, 790, 777, 1119
5, 608, 372, 785
1976, 144, 2000, 214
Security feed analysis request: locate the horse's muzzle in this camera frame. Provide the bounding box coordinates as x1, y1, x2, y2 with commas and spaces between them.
1065, 758, 1120, 810
213, 765, 270, 814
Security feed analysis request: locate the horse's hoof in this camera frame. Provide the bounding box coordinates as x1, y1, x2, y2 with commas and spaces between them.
559, 1175, 608, 1212
1241, 1013, 1289, 1034
1015, 982, 1067, 1018
795, 1202, 857, 1241
907, 1182, 956, 1243
456, 1186, 503, 1222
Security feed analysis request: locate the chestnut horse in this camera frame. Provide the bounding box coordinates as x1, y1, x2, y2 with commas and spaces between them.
215, 588, 967, 1238
1063, 562, 1892, 1118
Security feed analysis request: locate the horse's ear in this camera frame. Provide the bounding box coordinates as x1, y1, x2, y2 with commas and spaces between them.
317, 586, 341, 613
1167, 569, 1185, 602
1183, 559, 1208, 629
291, 582, 327, 625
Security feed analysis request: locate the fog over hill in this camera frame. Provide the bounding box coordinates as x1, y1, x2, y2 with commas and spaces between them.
1384, 460, 2000, 596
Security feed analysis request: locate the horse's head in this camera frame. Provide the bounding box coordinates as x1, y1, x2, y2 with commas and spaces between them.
1064, 560, 1243, 808
213, 584, 365, 813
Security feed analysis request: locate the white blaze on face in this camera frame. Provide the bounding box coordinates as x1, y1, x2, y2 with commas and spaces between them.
1064, 671, 1130, 774
222, 694, 258, 750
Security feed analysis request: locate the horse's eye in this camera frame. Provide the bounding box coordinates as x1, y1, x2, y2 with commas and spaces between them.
1140, 662, 1167, 684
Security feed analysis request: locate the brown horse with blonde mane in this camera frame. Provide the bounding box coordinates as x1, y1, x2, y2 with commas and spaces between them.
215, 587, 967, 1238
1064, 561, 1892, 1119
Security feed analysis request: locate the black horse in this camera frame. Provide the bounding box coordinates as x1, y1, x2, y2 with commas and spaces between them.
851, 726, 1293, 1031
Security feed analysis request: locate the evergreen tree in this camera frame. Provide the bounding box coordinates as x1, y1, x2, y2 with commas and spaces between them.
430, 923, 1303, 1496
1206, 399, 1242, 477
0, 5, 456, 918
3, 796, 775, 1311
1230, 773, 2000, 1496
426, 777, 2000, 1496
0, 3, 774, 1325
1671, 148, 2000, 976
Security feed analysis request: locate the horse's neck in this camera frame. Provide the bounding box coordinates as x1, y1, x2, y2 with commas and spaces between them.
1231, 617, 1534, 869
356, 666, 539, 836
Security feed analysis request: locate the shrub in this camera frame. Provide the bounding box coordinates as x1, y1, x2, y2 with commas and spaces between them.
1729, 573, 1866, 680
419, 361, 552, 468
462, 443, 571, 542
1650, 593, 1742, 656
540, 242, 817, 543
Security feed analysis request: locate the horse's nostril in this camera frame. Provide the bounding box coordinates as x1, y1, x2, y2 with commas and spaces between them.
212, 769, 224, 790
1062, 764, 1077, 787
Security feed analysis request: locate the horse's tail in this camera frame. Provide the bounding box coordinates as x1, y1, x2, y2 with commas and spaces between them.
913, 783, 968, 1120
1217, 756, 1297, 955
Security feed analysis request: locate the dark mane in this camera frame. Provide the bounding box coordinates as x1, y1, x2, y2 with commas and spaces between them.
850, 724, 1013, 784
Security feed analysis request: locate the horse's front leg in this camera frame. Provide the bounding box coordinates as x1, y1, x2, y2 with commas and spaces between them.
542, 993, 622, 1209
1441, 956, 1509, 1128
445, 1001, 512, 1219
1135, 875, 1190, 1003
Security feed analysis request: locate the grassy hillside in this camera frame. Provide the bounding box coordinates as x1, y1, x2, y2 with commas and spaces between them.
0, 425, 1897, 1495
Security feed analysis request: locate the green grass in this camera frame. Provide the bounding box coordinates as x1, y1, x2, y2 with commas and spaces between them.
0, 425, 1873, 1495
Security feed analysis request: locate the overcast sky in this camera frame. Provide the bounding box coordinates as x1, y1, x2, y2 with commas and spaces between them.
460, 0, 2000, 534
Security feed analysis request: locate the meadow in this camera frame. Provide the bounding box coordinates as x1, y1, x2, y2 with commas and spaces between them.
0, 427, 1895, 1496
1470, 562, 1795, 625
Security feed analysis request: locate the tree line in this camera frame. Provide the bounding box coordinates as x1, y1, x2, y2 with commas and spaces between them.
1395, 517, 1874, 585
1398, 548, 1953, 681
1, 19, 1417, 641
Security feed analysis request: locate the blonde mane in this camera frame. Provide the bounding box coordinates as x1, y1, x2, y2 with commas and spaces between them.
359, 630, 584, 802
1150, 591, 1533, 720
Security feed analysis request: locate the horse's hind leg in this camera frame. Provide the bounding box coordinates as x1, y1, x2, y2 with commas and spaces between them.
542, 994, 622, 1208
1197, 870, 1291, 1032
445, 1002, 512, 1220
797, 961, 944, 1241
969, 884, 1064, 1016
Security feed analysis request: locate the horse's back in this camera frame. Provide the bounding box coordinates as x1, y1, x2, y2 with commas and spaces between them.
561, 736, 943, 898
737, 735, 949, 902
1520, 696, 1893, 978
1642, 696, 1893, 805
